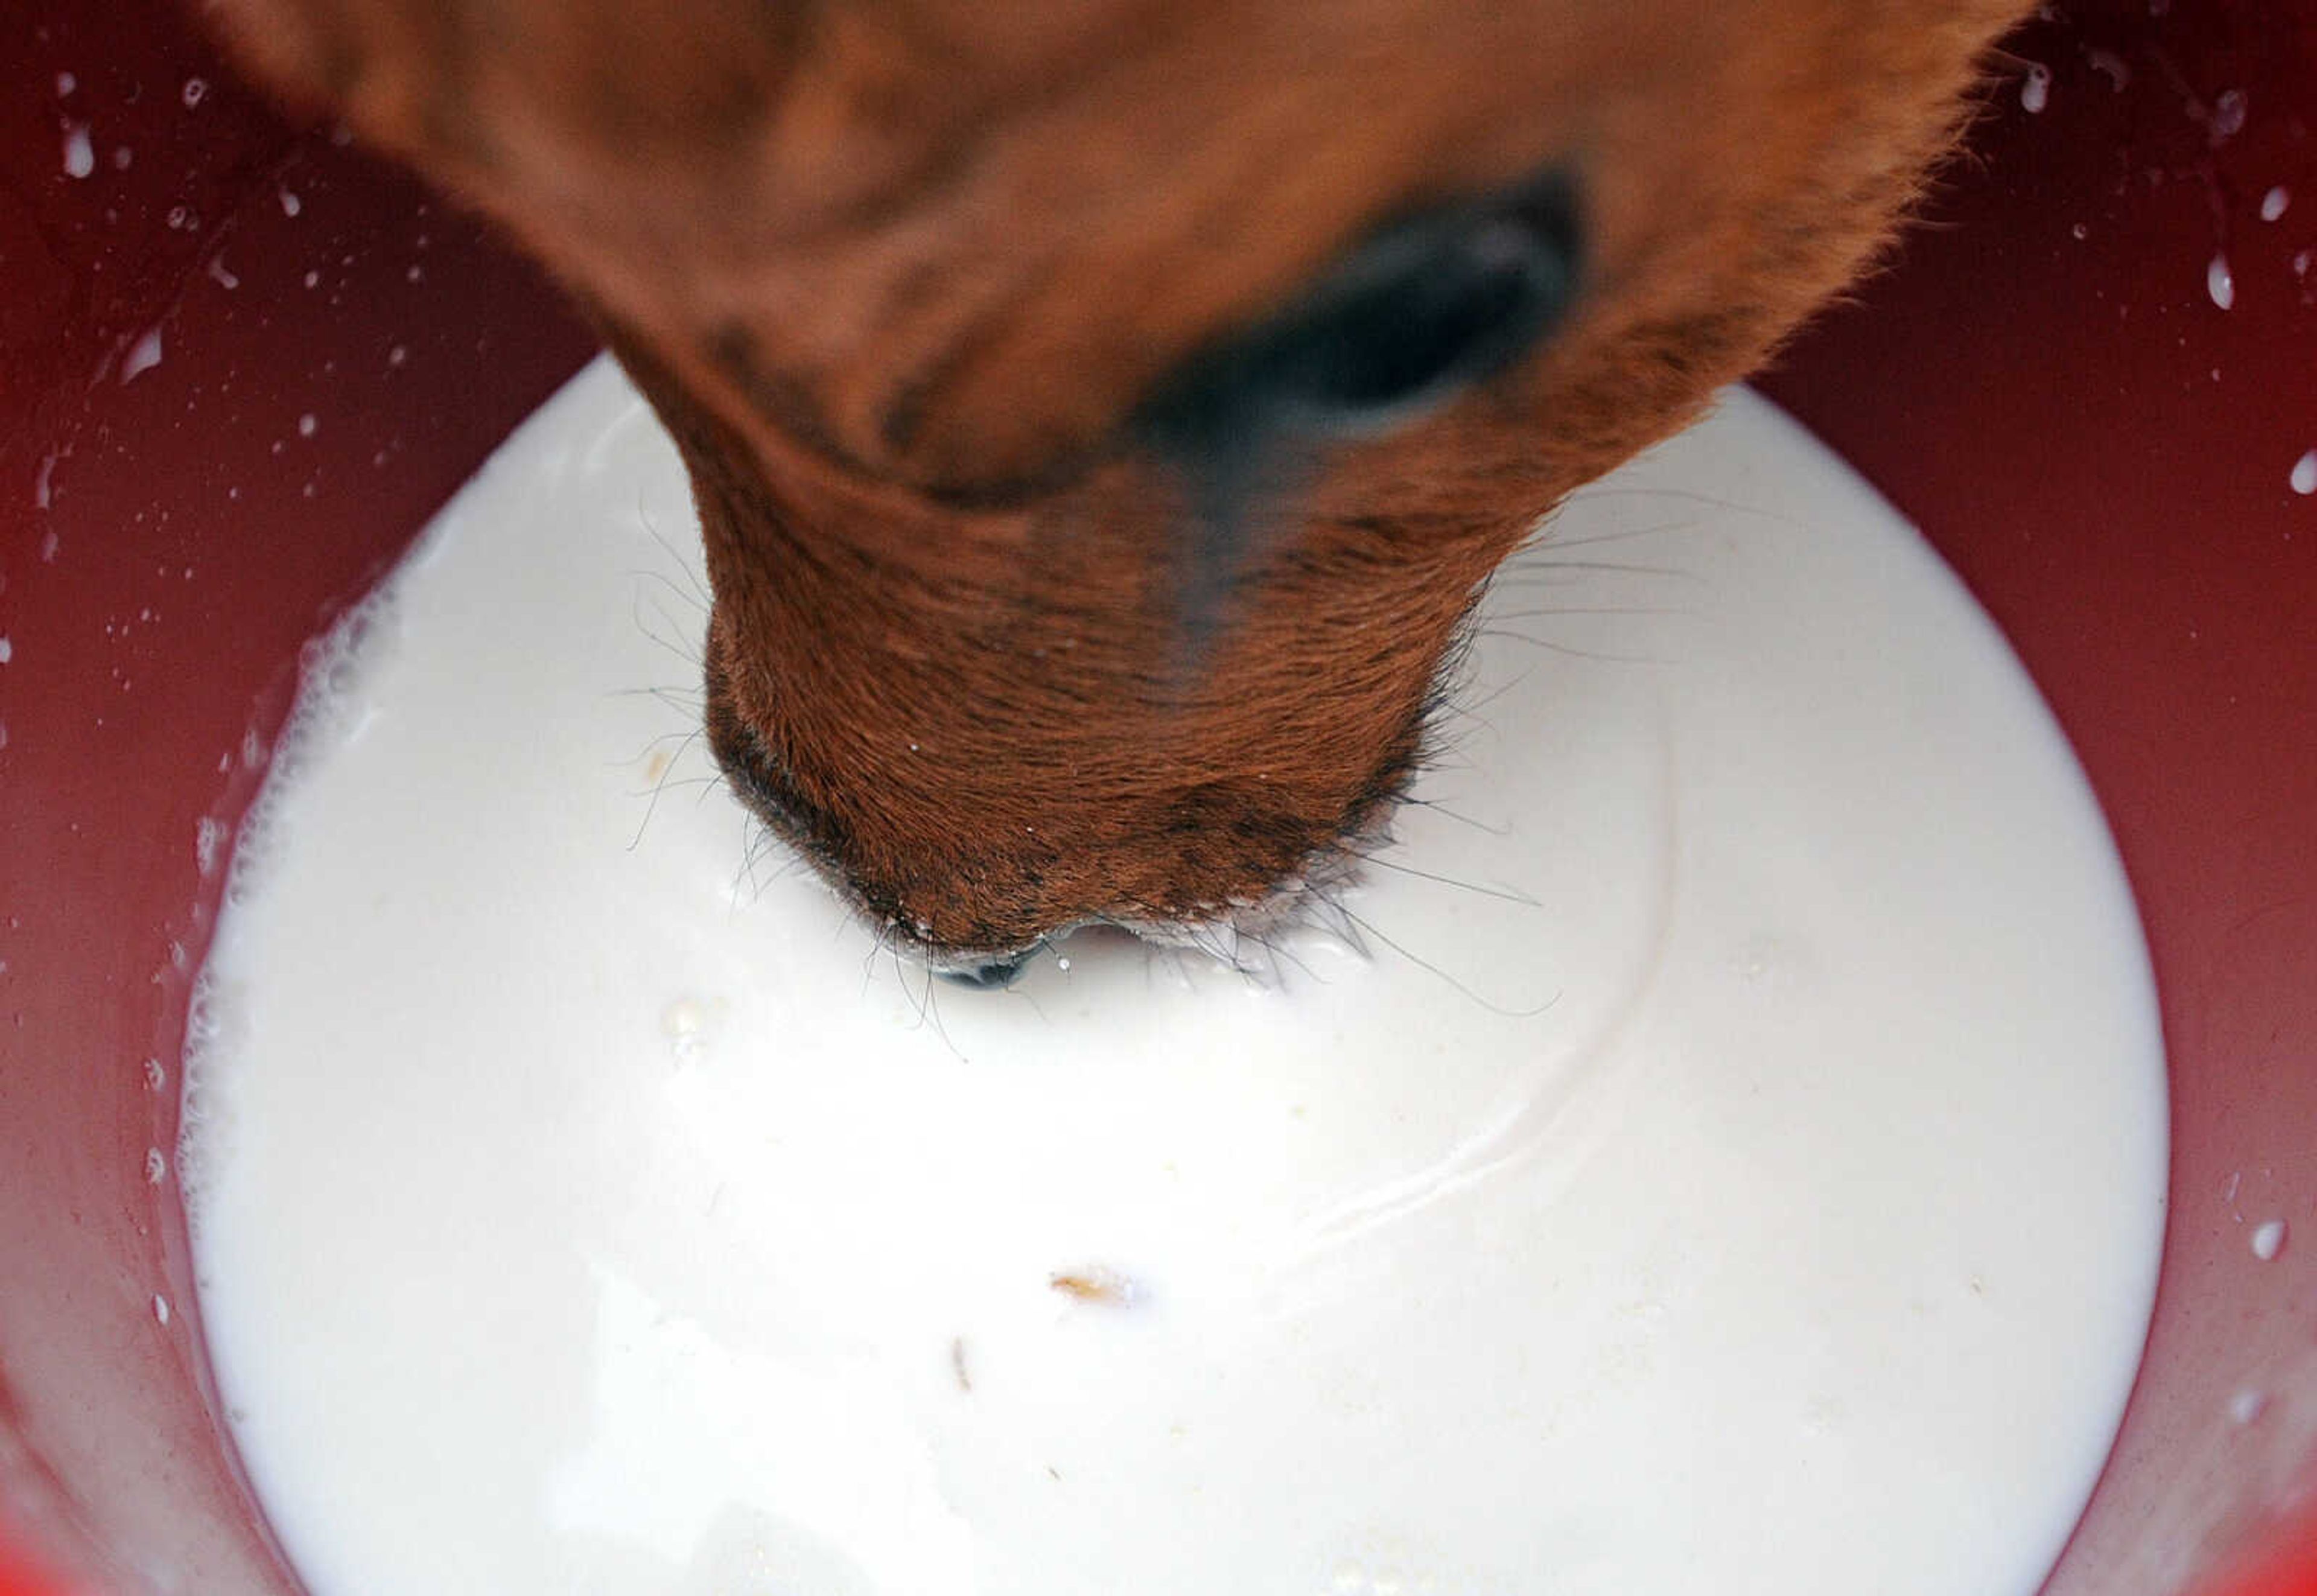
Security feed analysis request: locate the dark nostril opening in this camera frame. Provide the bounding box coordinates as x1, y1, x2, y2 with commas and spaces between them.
1134, 167, 1583, 459
936, 951, 1035, 990
1132, 167, 1581, 652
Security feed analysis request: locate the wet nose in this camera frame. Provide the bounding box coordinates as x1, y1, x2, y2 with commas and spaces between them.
936, 950, 1035, 990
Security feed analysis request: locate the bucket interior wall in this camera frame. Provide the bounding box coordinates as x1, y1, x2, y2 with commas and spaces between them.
1, 0, 2310, 1590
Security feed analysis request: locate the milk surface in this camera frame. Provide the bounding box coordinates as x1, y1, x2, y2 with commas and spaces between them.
182, 361, 2167, 1596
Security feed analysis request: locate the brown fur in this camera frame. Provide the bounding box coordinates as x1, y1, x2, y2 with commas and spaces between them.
197, 0, 2027, 964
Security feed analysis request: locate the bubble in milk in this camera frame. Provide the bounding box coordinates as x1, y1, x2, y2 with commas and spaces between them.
183, 584, 416, 1205
197, 816, 229, 878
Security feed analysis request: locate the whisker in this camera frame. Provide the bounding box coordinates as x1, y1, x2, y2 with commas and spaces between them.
728, 813, 767, 920
638, 500, 714, 611
1340, 846, 1541, 908
1236, 921, 1326, 987
626, 565, 709, 618
605, 684, 705, 707
631, 590, 705, 671
628, 726, 707, 850
1522, 517, 1700, 553
1489, 558, 1700, 583
1426, 663, 1534, 733
1392, 793, 1511, 837
1469, 626, 1662, 666
1484, 605, 1694, 623
1556, 484, 1805, 527
1334, 903, 1556, 1019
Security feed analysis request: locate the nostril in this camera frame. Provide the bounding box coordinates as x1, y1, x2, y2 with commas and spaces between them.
1134, 167, 1581, 457
1133, 167, 1580, 650
936, 951, 1035, 991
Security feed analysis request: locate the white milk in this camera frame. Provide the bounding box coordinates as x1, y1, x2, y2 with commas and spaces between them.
182, 360, 2167, 1596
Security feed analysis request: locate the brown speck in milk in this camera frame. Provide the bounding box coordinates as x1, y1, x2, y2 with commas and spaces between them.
644, 746, 673, 784
1049, 1266, 1135, 1306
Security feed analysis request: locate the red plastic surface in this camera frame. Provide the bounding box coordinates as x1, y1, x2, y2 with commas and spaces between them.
0, 1, 590, 1588
1759, 4, 2317, 1586
1, 0, 2311, 1591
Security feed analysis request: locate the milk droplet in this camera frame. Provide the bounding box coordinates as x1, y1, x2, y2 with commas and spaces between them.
112, 145, 131, 170
206, 253, 240, 290
181, 77, 207, 109
2021, 64, 2052, 115
2290, 450, 2317, 495
56, 72, 76, 97
2230, 1387, 2268, 1425
62, 123, 93, 179
2211, 89, 2248, 141
2251, 1218, 2286, 1261
2207, 255, 2236, 311
2262, 186, 2291, 222
144, 1148, 168, 1185
279, 189, 302, 217
298, 413, 318, 438
144, 1057, 167, 1092
387, 345, 408, 367
122, 326, 164, 383
2086, 48, 2131, 91
153, 1294, 171, 1326
0, 637, 13, 664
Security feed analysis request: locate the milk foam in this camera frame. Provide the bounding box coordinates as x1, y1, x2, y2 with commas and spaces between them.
183, 360, 2167, 1596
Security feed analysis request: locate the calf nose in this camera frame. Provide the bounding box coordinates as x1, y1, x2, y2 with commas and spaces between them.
936, 950, 1036, 991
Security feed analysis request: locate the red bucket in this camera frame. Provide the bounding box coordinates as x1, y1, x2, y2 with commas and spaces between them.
2, 0, 2312, 1590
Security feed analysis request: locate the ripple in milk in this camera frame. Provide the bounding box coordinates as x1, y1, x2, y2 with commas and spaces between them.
182, 360, 2167, 1596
